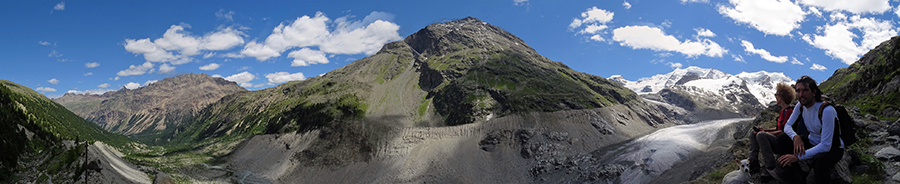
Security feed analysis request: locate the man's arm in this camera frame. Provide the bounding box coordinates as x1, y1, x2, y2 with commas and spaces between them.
783, 104, 802, 138
799, 106, 837, 160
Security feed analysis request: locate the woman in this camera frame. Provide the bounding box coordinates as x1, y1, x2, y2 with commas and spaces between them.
747, 83, 795, 174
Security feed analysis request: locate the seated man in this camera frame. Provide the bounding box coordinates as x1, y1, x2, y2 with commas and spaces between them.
777, 76, 844, 183
748, 83, 795, 174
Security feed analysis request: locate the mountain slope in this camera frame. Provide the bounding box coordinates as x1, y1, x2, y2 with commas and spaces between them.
0, 79, 133, 182
55, 73, 247, 137
820, 36, 900, 120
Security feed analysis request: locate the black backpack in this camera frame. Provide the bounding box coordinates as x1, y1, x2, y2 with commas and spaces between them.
791, 102, 858, 148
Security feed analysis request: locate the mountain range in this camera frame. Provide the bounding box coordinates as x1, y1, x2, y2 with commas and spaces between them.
3, 17, 898, 183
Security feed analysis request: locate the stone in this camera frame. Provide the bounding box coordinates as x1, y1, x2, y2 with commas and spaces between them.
894, 172, 900, 182
866, 123, 881, 132
875, 147, 900, 160
154, 173, 175, 184
888, 135, 900, 143
865, 114, 879, 121
889, 124, 900, 136
883, 107, 900, 119
851, 165, 869, 174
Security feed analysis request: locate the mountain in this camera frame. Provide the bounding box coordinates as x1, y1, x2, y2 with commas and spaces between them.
610, 66, 793, 106
820, 36, 900, 120
0, 79, 133, 182
54, 73, 247, 137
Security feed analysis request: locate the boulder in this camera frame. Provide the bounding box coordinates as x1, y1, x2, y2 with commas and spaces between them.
894, 172, 900, 182
883, 107, 900, 119
865, 114, 879, 121
154, 172, 175, 184
875, 147, 900, 161
889, 123, 900, 136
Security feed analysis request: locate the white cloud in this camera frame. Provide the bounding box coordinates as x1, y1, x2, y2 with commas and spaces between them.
288, 48, 329, 67
740, 40, 788, 63
623, 1, 632, 9
224, 71, 256, 87
211, 74, 223, 78
896, 4, 900, 19
808, 6, 823, 17
240, 11, 401, 60
84, 72, 92, 76
681, 0, 709, 3
612, 25, 727, 57
143, 80, 158, 86
799, 0, 891, 14
590, 35, 605, 42
802, 16, 897, 65
85, 62, 99, 68
124, 82, 141, 90
216, 9, 235, 21
117, 62, 154, 77
732, 54, 746, 62
830, 12, 848, 21
203, 53, 215, 58
579, 24, 609, 34
265, 72, 307, 85
791, 57, 805, 65
810, 63, 827, 71
124, 25, 245, 65
199, 63, 221, 70
159, 63, 175, 73
66, 89, 114, 95
48, 78, 59, 84
39, 41, 51, 46
718, 0, 806, 36
570, 6, 614, 30
514, 0, 528, 6
98, 83, 110, 88
114, 76, 120, 81
237, 66, 251, 71
53, 2, 64, 11
695, 28, 717, 37
666, 62, 683, 69
35, 87, 56, 92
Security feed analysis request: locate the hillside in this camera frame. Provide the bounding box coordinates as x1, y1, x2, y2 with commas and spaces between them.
0, 79, 133, 182
54, 73, 247, 138
819, 36, 900, 121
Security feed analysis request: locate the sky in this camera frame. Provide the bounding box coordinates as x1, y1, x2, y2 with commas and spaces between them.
1, 0, 898, 98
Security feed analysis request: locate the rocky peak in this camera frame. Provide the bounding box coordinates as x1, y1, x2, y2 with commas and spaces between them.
402, 16, 535, 58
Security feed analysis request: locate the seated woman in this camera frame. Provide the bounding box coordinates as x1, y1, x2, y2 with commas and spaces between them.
747, 83, 795, 174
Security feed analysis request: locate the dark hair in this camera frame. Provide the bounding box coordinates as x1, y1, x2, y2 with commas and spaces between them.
796, 75, 822, 102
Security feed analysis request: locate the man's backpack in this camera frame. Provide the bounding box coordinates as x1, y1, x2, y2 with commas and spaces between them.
791, 102, 858, 148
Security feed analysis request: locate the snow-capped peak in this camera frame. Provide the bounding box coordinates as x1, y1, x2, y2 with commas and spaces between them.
613, 66, 794, 106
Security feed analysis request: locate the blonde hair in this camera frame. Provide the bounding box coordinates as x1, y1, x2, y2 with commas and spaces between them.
776, 83, 795, 103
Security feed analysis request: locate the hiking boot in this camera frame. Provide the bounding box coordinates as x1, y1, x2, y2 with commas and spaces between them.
749, 159, 760, 174
767, 168, 785, 182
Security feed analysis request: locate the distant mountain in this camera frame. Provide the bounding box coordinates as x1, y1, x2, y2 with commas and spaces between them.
820, 36, 900, 120
54, 73, 247, 137
610, 66, 793, 106
1, 79, 132, 182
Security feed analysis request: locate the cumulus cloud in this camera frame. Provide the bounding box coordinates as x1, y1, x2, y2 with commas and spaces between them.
791, 57, 805, 65
124, 25, 245, 65
802, 16, 897, 65
48, 78, 59, 84
265, 72, 307, 85
35, 87, 56, 92
741, 40, 788, 63
66, 89, 115, 95
288, 48, 329, 66
695, 28, 717, 37
199, 63, 220, 70
666, 62, 683, 69
159, 63, 175, 73
124, 82, 141, 89
116, 62, 154, 77
810, 63, 827, 71
240, 11, 401, 61
98, 83, 110, 88
53, 2, 64, 11
612, 25, 727, 57
623, 1, 632, 9
732, 54, 746, 62
799, 0, 891, 14
718, 0, 806, 36
590, 35, 605, 42
224, 71, 256, 87
39, 41, 51, 46
85, 62, 99, 68
569, 6, 614, 29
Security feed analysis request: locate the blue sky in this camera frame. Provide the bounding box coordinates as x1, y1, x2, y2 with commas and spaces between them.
2, 0, 898, 98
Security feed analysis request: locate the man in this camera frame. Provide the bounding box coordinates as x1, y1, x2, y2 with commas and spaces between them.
777, 76, 844, 183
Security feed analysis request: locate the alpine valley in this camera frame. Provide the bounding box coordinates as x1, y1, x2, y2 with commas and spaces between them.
3, 17, 898, 184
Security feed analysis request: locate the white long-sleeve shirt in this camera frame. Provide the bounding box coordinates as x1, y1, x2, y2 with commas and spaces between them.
783, 101, 844, 160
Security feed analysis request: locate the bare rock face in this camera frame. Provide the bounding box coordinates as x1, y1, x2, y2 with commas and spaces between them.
55, 73, 247, 136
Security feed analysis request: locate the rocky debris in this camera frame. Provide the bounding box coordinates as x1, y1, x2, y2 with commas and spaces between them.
889, 122, 900, 136
588, 111, 615, 134
876, 147, 900, 161
479, 130, 514, 152
153, 173, 175, 184
883, 107, 900, 119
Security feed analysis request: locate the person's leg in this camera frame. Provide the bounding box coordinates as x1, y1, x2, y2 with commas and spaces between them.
748, 131, 761, 172
812, 148, 844, 183
755, 132, 778, 170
